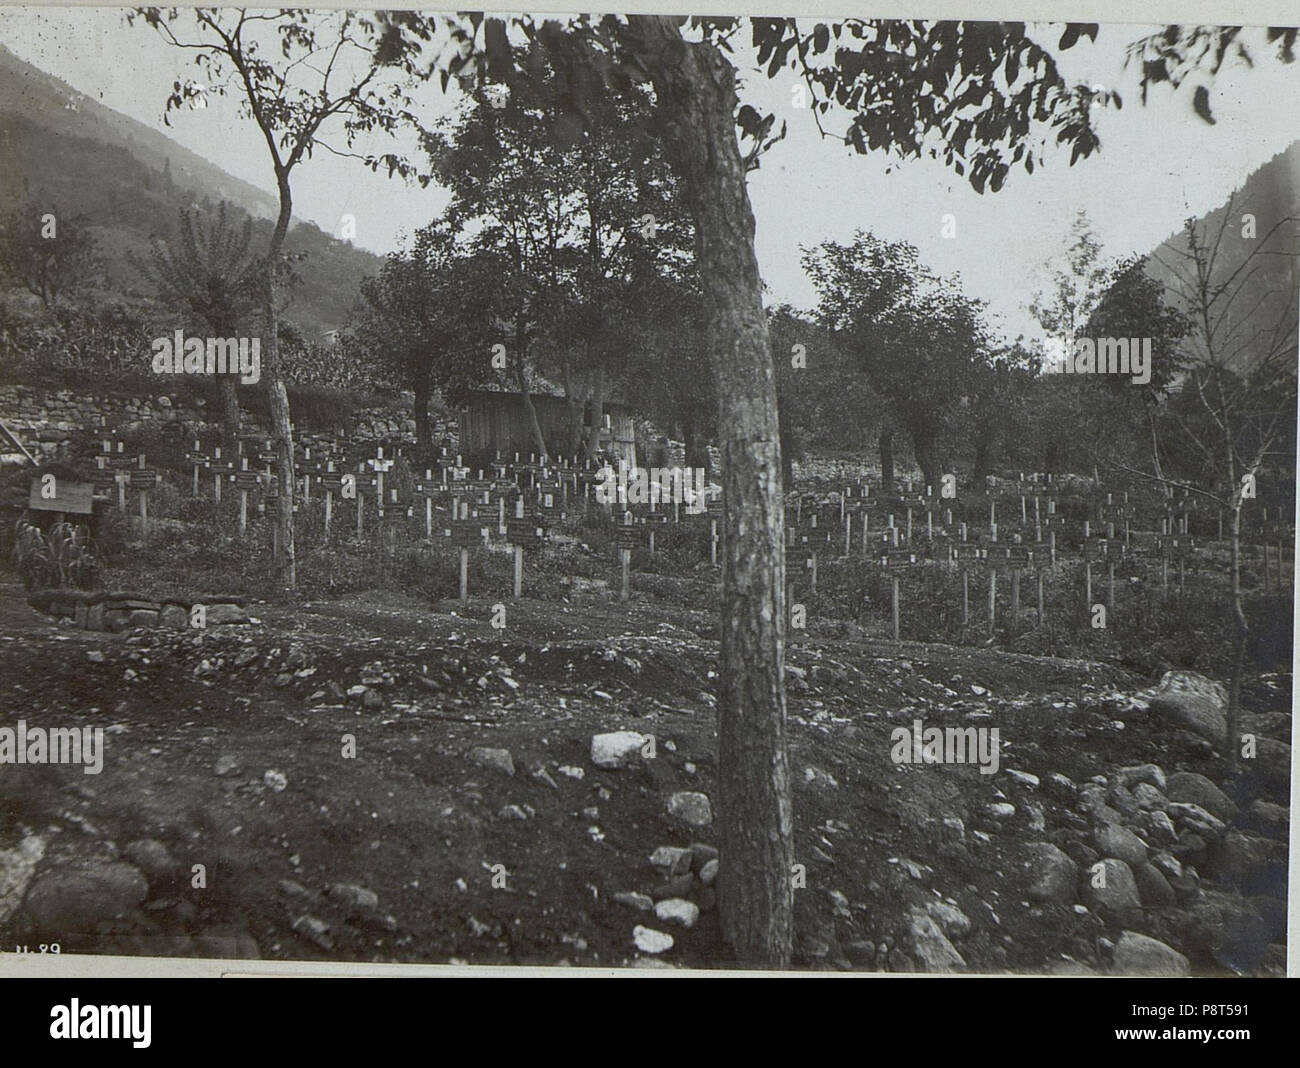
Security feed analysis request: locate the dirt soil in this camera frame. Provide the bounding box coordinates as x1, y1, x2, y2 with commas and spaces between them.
0, 573, 1289, 972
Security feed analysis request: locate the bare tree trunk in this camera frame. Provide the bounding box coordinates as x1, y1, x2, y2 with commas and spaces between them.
683, 414, 710, 479
219, 376, 242, 454
632, 14, 793, 968
586, 366, 606, 463
1226, 502, 1247, 773
879, 427, 895, 489
413, 375, 433, 455
266, 176, 296, 588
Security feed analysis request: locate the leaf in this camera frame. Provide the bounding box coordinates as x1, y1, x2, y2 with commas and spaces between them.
1192, 84, 1216, 124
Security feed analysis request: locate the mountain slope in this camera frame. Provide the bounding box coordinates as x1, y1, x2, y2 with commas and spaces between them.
1143, 140, 1300, 371
0, 42, 385, 337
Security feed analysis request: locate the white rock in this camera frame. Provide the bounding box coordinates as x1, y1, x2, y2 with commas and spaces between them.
667, 791, 713, 827
649, 846, 694, 876
633, 925, 674, 954
654, 899, 700, 928
590, 731, 646, 769
264, 770, 288, 792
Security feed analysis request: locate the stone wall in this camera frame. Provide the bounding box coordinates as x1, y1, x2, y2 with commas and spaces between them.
0, 383, 443, 460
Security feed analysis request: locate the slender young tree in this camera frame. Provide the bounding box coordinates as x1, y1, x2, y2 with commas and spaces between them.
130, 7, 438, 586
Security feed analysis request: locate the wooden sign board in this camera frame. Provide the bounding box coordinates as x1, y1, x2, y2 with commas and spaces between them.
507, 519, 545, 547
235, 471, 262, 490
29, 478, 95, 515
129, 470, 158, 490
614, 525, 642, 550
451, 521, 487, 548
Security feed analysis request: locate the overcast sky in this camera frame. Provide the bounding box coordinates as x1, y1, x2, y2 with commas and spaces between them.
3, 7, 1299, 343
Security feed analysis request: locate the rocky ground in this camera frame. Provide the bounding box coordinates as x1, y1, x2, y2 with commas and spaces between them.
0, 574, 1290, 973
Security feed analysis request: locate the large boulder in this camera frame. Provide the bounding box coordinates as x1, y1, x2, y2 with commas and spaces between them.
1024, 842, 1078, 906
1147, 672, 1227, 744
23, 857, 148, 929
1111, 931, 1190, 976
1165, 772, 1237, 823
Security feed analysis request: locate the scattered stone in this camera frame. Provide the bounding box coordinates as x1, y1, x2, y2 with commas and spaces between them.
0, 836, 46, 924
907, 909, 965, 972
467, 747, 515, 777
590, 731, 646, 769
498, 804, 531, 820
1111, 931, 1189, 977
557, 765, 585, 780
1207, 831, 1279, 890
263, 770, 288, 793
1080, 858, 1141, 920
1006, 769, 1039, 789
124, 839, 177, 880
1145, 810, 1177, 844
667, 791, 712, 828
328, 883, 379, 911
1150, 851, 1182, 880
159, 605, 188, 630
362, 689, 384, 709
1168, 802, 1226, 837
205, 603, 249, 625
1115, 763, 1167, 792
1166, 772, 1237, 822
649, 846, 694, 877
654, 898, 700, 928
1133, 862, 1177, 908
613, 891, 654, 912
530, 766, 559, 790
1131, 783, 1168, 811
1248, 737, 1292, 791
1147, 674, 1227, 744
986, 802, 1016, 820
925, 900, 972, 938
1247, 799, 1289, 837
649, 874, 697, 901
633, 926, 674, 954
23, 858, 148, 929
1045, 773, 1077, 801
698, 858, 719, 886
1025, 842, 1078, 906
193, 926, 261, 959
291, 914, 334, 950
803, 765, 839, 789
688, 843, 719, 871
1093, 822, 1149, 869
214, 754, 240, 777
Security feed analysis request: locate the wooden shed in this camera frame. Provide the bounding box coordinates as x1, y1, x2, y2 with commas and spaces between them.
458, 389, 636, 466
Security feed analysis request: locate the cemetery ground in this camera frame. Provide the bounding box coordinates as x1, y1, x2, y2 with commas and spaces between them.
0, 496, 1291, 973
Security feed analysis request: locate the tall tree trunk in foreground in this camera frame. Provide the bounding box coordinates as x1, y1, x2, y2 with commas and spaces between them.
631, 14, 794, 967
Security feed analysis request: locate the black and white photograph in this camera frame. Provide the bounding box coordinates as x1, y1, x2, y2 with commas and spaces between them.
0, 1, 1294, 992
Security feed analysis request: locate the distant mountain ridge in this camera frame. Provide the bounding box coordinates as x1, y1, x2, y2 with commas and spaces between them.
1143, 138, 1300, 371
0, 42, 386, 337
